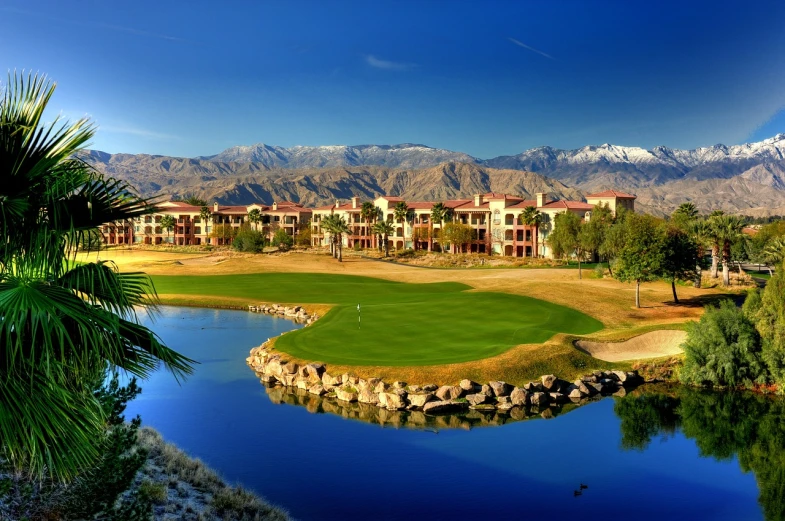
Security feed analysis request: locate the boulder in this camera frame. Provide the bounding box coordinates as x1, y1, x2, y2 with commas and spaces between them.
422, 384, 439, 392
588, 382, 605, 394
260, 374, 278, 385
322, 373, 343, 388
523, 381, 542, 392
392, 381, 407, 390
266, 358, 284, 377
549, 392, 567, 404
530, 392, 549, 407
488, 381, 513, 397
568, 387, 585, 400
459, 379, 480, 392
407, 384, 422, 393
612, 370, 628, 383
343, 374, 359, 385
495, 396, 511, 405
423, 400, 469, 415
303, 363, 325, 378
435, 385, 464, 401
335, 387, 358, 403
466, 393, 491, 406
279, 374, 296, 387
509, 387, 529, 407
379, 391, 408, 410
479, 384, 494, 397
407, 392, 435, 408
613, 386, 627, 397
573, 379, 593, 396
373, 381, 388, 393
296, 377, 309, 390
541, 374, 558, 391
308, 384, 325, 396
358, 389, 380, 405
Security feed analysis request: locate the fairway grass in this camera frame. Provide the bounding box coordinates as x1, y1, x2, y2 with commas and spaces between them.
152, 273, 603, 366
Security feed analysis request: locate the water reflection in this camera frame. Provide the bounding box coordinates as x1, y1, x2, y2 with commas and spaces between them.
615, 386, 785, 521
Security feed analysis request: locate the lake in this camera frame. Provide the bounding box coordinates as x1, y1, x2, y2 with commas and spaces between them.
127, 306, 782, 521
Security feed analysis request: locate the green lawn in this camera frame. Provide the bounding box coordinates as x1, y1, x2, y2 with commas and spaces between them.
152, 273, 603, 366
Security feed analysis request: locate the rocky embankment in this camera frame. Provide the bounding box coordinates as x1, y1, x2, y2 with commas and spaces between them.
248, 303, 318, 324
247, 344, 645, 419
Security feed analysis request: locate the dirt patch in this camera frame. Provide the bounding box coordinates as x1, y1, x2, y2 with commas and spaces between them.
575, 330, 688, 362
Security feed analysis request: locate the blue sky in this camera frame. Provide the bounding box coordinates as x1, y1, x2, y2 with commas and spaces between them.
3, 0, 785, 158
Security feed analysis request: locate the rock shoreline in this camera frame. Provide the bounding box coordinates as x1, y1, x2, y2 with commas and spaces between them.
247, 344, 646, 420
248, 303, 319, 325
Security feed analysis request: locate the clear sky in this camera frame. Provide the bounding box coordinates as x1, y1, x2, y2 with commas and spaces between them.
3, 0, 785, 158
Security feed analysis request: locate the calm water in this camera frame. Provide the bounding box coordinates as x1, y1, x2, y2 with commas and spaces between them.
127, 307, 782, 521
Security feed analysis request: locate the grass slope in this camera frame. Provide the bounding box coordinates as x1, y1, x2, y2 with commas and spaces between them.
152, 273, 603, 366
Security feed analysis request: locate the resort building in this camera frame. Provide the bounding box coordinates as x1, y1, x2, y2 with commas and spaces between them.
310, 190, 635, 258
101, 200, 312, 246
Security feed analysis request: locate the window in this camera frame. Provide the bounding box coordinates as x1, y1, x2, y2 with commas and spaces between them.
505, 214, 514, 226
493, 210, 501, 225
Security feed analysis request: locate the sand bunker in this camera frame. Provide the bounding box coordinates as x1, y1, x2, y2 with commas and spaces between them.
575, 330, 687, 362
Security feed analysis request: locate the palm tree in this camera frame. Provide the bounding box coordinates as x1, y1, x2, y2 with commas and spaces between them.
0, 72, 193, 480
763, 237, 785, 270
430, 202, 447, 252
373, 220, 395, 257
393, 201, 409, 251
519, 206, 542, 257
321, 214, 338, 257
712, 214, 745, 286
248, 208, 262, 232
707, 210, 725, 279
159, 214, 176, 244
360, 201, 376, 249
331, 215, 350, 261
674, 202, 699, 221
199, 205, 212, 243
688, 219, 711, 287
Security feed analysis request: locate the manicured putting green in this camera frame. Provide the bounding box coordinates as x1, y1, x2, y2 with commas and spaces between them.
152, 273, 603, 366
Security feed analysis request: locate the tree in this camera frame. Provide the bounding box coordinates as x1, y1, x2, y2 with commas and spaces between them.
613, 213, 666, 308
687, 219, 711, 287
707, 210, 726, 279
751, 260, 785, 385
0, 72, 192, 480
712, 214, 745, 286
548, 211, 587, 278
672, 202, 699, 229
159, 214, 176, 243
519, 206, 542, 257
581, 204, 614, 264
441, 222, 474, 254
393, 201, 409, 250
210, 223, 237, 245
659, 225, 698, 303
331, 215, 350, 261
247, 208, 262, 231
430, 202, 448, 252
184, 196, 207, 207
296, 220, 312, 247
680, 300, 767, 388
762, 237, 785, 268
360, 201, 376, 249
271, 228, 294, 251
599, 206, 630, 277
321, 214, 339, 257
373, 220, 395, 257
199, 206, 212, 241
232, 228, 266, 253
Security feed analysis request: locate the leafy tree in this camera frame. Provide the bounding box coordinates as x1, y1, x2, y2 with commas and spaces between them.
752, 260, 785, 385
687, 219, 711, 287
613, 213, 665, 308
581, 203, 613, 264
712, 214, 745, 286
247, 208, 262, 231
707, 210, 726, 279
614, 392, 679, 451
599, 206, 630, 277
393, 201, 409, 251
441, 222, 474, 254
159, 214, 176, 242
372, 220, 394, 257
271, 228, 294, 251
232, 228, 266, 253
210, 223, 237, 245
519, 206, 542, 257
296, 221, 311, 247
548, 211, 588, 278
660, 224, 698, 303
680, 300, 767, 388
0, 72, 192, 480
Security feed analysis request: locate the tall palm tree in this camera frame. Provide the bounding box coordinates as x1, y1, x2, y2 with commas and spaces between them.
199, 205, 212, 244
519, 206, 542, 257
373, 220, 395, 257
393, 201, 409, 251
248, 208, 262, 232
712, 214, 745, 286
159, 214, 176, 244
0, 72, 193, 480
360, 201, 376, 249
332, 215, 350, 261
688, 218, 711, 287
763, 237, 785, 270
430, 202, 447, 252
707, 210, 725, 279
674, 202, 699, 221
321, 214, 338, 257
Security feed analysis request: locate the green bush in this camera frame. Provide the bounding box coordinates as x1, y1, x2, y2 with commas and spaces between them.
680, 299, 768, 388
754, 264, 785, 385
272, 229, 294, 251
232, 229, 266, 253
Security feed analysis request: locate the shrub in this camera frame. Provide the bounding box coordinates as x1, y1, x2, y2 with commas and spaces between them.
753, 263, 785, 385
680, 300, 768, 388
271, 229, 294, 251
232, 229, 266, 253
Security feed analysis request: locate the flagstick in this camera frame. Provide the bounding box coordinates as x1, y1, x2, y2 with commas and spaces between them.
357, 303, 361, 330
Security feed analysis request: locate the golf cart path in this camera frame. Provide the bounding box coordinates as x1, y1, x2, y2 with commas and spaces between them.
575, 330, 687, 362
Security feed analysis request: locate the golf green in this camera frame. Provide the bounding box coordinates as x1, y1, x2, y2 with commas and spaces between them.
152, 273, 603, 366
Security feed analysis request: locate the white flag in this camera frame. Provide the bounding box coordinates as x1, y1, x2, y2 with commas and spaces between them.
357, 303, 361, 312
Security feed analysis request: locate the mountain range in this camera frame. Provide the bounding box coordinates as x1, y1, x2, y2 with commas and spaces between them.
83, 134, 785, 216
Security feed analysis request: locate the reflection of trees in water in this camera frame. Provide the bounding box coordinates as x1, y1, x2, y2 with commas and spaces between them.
615, 386, 785, 521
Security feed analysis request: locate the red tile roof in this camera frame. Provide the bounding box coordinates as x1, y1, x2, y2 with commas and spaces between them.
542, 200, 594, 210
505, 200, 538, 209
586, 189, 637, 199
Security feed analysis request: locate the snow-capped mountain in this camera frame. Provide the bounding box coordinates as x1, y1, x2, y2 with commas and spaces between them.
201, 143, 477, 169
